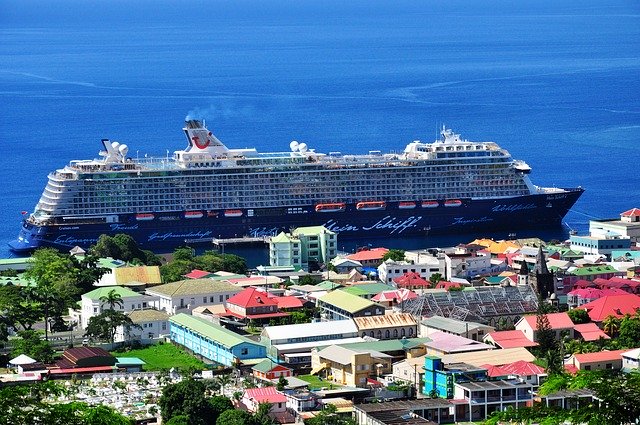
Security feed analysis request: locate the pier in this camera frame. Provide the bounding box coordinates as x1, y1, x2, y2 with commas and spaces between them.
183, 236, 270, 246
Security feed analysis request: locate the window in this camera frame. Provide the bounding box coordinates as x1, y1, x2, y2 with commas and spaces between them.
241, 348, 248, 355
210, 296, 214, 302
143, 302, 147, 308
585, 365, 591, 371
162, 322, 167, 330
219, 295, 224, 302
203, 297, 207, 303
385, 330, 390, 338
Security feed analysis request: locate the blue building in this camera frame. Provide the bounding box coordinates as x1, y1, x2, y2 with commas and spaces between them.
422, 356, 487, 399
169, 313, 266, 367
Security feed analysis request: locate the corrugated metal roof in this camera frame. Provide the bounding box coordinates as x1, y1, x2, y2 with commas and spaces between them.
262, 319, 358, 341
353, 313, 416, 330
146, 279, 240, 297
169, 313, 262, 349
318, 290, 381, 313
114, 266, 161, 284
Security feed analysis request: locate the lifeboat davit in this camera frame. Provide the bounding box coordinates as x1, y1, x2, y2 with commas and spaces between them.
315, 203, 346, 213
421, 201, 439, 208
224, 209, 243, 217
356, 201, 386, 211
398, 201, 416, 210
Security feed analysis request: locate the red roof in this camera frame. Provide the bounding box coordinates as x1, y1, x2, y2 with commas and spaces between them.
521, 312, 574, 331
480, 363, 510, 377
578, 294, 640, 322
435, 281, 462, 290
273, 296, 304, 309
372, 288, 418, 302
244, 386, 287, 404
221, 309, 290, 320
573, 323, 610, 341
486, 330, 539, 349
501, 360, 545, 376
595, 277, 640, 290
393, 272, 430, 288
573, 349, 627, 364
184, 269, 214, 279
572, 279, 597, 289
568, 287, 628, 299
621, 208, 640, 217
227, 287, 279, 309
346, 248, 389, 261
49, 366, 115, 374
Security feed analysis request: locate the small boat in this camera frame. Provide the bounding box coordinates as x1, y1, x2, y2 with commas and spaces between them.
356, 201, 386, 211
315, 203, 346, 213
398, 201, 416, 210
421, 201, 439, 208
184, 211, 204, 219
135, 213, 155, 221
224, 209, 243, 217
444, 199, 462, 207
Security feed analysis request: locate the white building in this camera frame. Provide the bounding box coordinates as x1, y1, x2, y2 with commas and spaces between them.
269, 226, 337, 270
569, 233, 631, 257
115, 309, 170, 343
378, 254, 444, 284
81, 286, 156, 330
589, 208, 640, 245
445, 251, 494, 279
146, 279, 241, 315
622, 348, 640, 372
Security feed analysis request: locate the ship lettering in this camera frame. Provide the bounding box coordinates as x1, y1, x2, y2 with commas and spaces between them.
491, 203, 537, 213
110, 224, 139, 231
148, 230, 213, 242
54, 235, 99, 245
248, 227, 280, 237
451, 216, 494, 225
362, 216, 422, 234
323, 220, 360, 233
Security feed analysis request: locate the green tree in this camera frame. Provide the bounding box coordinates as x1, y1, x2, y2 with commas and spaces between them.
618, 316, 640, 347
209, 395, 234, 423
84, 309, 140, 345
165, 416, 190, 425
216, 373, 233, 396
253, 402, 276, 425
276, 375, 289, 391
428, 273, 443, 285
160, 260, 195, 283
381, 249, 405, 262
304, 404, 356, 425
11, 329, 55, 363
99, 288, 124, 310
69, 253, 109, 294
159, 379, 213, 425
90, 234, 161, 265
173, 247, 195, 262
0, 285, 41, 333
567, 308, 590, 324
216, 410, 253, 425
602, 315, 621, 337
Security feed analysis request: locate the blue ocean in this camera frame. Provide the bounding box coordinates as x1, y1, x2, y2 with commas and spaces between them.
1, 0, 639, 261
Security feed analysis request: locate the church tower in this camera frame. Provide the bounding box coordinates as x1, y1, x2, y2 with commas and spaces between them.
518, 258, 529, 287
533, 245, 554, 299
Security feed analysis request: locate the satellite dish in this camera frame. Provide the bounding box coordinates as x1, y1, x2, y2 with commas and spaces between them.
298, 143, 308, 153
290, 141, 299, 152
119, 144, 129, 157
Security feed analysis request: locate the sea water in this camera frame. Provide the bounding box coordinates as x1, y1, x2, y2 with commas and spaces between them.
1, 0, 639, 261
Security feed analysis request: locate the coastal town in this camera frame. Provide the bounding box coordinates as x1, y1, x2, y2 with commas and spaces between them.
1, 207, 640, 425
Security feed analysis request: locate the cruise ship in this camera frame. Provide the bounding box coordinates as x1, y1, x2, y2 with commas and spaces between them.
9, 120, 583, 253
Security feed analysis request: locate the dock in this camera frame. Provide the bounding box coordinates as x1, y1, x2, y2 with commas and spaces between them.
183, 236, 270, 246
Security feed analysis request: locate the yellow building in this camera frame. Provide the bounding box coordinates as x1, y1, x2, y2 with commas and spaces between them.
311, 345, 392, 388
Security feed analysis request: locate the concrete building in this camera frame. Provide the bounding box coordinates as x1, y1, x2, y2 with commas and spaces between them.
452, 379, 533, 422
589, 208, 640, 245
346, 248, 389, 268
422, 356, 487, 399
420, 316, 494, 341
146, 279, 241, 315
269, 226, 337, 270
317, 290, 385, 321
622, 348, 640, 372
423, 331, 494, 356
114, 308, 169, 343
569, 233, 631, 257
515, 312, 574, 342
353, 313, 418, 340
378, 257, 444, 285
169, 313, 266, 367
252, 359, 293, 382
565, 349, 627, 371
81, 286, 155, 330
241, 386, 288, 414
354, 399, 456, 425
311, 344, 393, 388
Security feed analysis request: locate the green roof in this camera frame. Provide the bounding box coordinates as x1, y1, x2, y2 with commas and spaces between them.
292, 226, 334, 236
271, 232, 295, 243
251, 358, 291, 373
330, 337, 431, 352
83, 286, 141, 301
115, 357, 146, 366
96, 257, 127, 269
0, 257, 32, 267
147, 279, 240, 297
316, 280, 342, 290
0, 275, 34, 287
318, 290, 381, 314
341, 283, 392, 297
170, 313, 262, 349
571, 265, 618, 276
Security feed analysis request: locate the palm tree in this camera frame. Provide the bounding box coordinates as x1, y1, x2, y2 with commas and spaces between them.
216, 373, 233, 396
602, 315, 621, 337
99, 288, 124, 311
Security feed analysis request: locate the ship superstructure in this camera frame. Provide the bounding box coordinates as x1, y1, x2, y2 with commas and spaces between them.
10, 120, 583, 252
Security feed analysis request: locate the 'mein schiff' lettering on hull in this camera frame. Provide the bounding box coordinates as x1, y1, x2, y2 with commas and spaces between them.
491, 203, 537, 213
324, 215, 423, 235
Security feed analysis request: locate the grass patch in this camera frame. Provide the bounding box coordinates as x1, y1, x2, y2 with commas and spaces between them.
112, 343, 207, 371
298, 374, 341, 390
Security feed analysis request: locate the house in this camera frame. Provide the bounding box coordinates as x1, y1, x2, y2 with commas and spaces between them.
452, 378, 533, 422
81, 286, 155, 330
515, 312, 575, 342
588, 208, 640, 245
392, 272, 432, 291
346, 247, 389, 268
567, 287, 628, 308
96, 265, 162, 287
569, 233, 631, 257
50, 347, 117, 376
114, 308, 170, 343
337, 338, 430, 364
316, 290, 385, 321
378, 255, 445, 285
371, 288, 418, 308
169, 313, 266, 366
498, 360, 546, 388
420, 316, 495, 341
392, 356, 427, 394
353, 399, 456, 425
184, 269, 215, 279
572, 323, 609, 342
269, 226, 337, 270
252, 359, 293, 382
341, 282, 394, 300
260, 319, 361, 363
622, 348, 640, 372
483, 330, 539, 350
241, 386, 288, 414
565, 349, 627, 371
440, 347, 536, 368
330, 258, 363, 274
222, 287, 290, 323
422, 355, 487, 399
353, 313, 418, 340
146, 279, 241, 315
577, 293, 640, 322
285, 390, 320, 413
311, 344, 393, 388
424, 331, 494, 356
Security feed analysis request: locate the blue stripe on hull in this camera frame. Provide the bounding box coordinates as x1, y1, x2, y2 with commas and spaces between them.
9, 189, 583, 253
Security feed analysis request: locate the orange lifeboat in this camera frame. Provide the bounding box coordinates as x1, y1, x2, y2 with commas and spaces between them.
421, 201, 439, 208
135, 213, 155, 221
315, 203, 346, 213
224, 209, 243, 217
398, 201, 416, 210
184, 211, 204, 219
444, 199, 462, 207
356, 201, 386, 211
